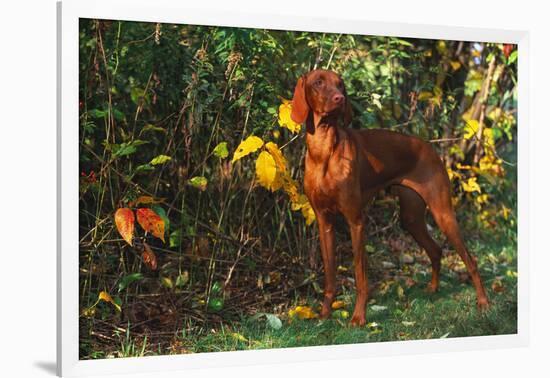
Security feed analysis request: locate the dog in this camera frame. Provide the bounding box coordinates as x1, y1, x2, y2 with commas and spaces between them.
290, 69, 489, 326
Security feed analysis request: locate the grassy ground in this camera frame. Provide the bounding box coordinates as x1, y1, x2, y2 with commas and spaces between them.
88, 231, 516, 358
183, 272, 517, 354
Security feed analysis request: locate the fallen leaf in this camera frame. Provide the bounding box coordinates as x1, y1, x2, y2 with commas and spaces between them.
266, 314, 283, 330
288, 305, 317, 320
160, 276, 174, 289
492, 278, 505, 293
370, 305, 387, 312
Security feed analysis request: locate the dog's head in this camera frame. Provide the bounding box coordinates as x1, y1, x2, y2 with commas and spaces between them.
290, 69, 353, 127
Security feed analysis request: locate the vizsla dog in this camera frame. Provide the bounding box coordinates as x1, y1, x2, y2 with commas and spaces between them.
291, 69, 489, 326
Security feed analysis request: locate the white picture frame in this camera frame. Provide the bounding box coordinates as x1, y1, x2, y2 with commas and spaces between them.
57, 0, 529, 376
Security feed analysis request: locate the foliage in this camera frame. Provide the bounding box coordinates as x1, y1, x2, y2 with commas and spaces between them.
78, 19, 517, 359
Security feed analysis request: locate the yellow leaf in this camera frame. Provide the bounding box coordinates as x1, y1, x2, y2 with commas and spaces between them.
331, 300, 346, 310
501, 205, 512, 220
463, 119, 480, 140
278, 99, 301, 134
283, 177, 300, 203
436, 40, 447, 55
290, 194, 308, 211
418, 91, 433, 101
255, 151, 277, 189
270, 170, 285, 191
301, 201, 316, 225
81, 307, 96, 317
231, 332, 248, 342
265, 142, 287, 172
288, 305, 318, 320
447, 168, 460, 181
456, 163, 472, 170
98, 291, 121, 312
483, 127, 495, 147
232, 136, 264, 163
476, 193, 489, 205
462, 177, 481, 193
450, 60, 461, 71
396, 285, 405, 299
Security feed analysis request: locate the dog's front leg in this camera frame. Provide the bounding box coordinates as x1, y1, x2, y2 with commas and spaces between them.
317, 213, 336, 320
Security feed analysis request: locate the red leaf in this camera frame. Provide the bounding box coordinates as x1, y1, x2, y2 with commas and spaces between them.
503, 44, 513, 58
136, 208, 165, 242
142, 242, 158, 270
114, 208, 135, 246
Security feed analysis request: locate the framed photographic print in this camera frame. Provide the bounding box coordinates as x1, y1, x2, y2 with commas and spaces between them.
58, 0, 529, 376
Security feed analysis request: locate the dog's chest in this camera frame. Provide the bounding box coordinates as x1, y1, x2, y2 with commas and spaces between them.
304, 152, 357, 211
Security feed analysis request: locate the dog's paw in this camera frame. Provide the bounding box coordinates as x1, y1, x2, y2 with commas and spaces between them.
350, 315, 366, 327
477, 297, 490, 311
425, 283, 439, 294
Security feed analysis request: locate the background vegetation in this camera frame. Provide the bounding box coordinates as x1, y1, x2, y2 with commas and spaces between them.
78, 19, 517, 359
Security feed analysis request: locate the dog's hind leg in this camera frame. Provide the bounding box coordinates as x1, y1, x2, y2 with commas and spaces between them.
394, 185, 443, 293
401, 167, 489, 309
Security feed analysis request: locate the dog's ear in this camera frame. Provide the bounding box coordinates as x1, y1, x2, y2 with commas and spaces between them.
291, 75, 309, 124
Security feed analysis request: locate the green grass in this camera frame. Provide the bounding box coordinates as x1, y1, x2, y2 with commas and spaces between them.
182, 277, 516, 354
85, 215, 517, 358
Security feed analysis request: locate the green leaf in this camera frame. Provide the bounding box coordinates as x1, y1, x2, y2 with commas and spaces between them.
141, 124, 166, 133
208, 298, 224, 312
130, 87, 148, 104
118, 273, 144, 292
212, 142, 229, 159
175, 271, 189, 288
111, 140, 149, 158
134, 164, 154, 174
210, 281, 222, 295
188, 176, 208, 191
150, 155, 172, 165
169, 229, 182, 247
89, 109, 108, 118
507, 50, 518, 65
112, 108, 125, 121
265, 314, 282, 330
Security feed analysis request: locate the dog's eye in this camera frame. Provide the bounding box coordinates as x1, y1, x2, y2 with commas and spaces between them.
314, 79, 323, 87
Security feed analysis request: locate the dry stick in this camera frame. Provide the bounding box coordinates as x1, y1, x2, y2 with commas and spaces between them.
223, 239, 259, 289
325, 34, 342, 70
84, 22, 115, 306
